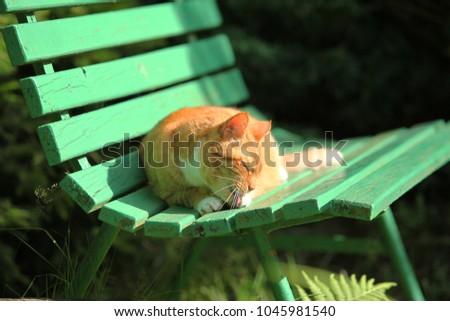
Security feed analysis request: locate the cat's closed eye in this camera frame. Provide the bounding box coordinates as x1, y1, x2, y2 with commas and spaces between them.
241, 160, 256, 172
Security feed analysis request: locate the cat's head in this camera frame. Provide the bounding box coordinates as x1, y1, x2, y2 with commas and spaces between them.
198, 112, 272, 209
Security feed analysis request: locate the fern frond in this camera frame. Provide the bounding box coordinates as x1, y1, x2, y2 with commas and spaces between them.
293, 284, 311, 301
339, 274, 352, 299
360, 282, 397, 301
301, 271, 326, 300
350, 274, 362, 298
295, 271, 397, 301
314, 275, 336, 300
359, 274, 367, 293
329, 274, 345, 301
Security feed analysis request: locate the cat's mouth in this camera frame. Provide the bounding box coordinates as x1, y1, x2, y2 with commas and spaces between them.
224, 189, 252, 209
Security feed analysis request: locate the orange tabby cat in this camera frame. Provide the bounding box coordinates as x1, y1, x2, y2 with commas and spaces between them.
141, 106, 340, 214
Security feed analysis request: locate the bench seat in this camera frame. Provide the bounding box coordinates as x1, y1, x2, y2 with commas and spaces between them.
94, 120, 450, 237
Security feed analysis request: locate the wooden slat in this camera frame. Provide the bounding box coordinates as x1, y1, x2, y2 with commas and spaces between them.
0, 0, 119, 13
59, 150, 144, 213
38, 68, 249, 165
21, 34, 235, 117
98, 186, 167, 232
144, 206, 200, 237
271, 127, 303, 144
280, 120, 446, 220
331, 122, 450, 220
189, 210, 239, 237
2, 0, 221, 66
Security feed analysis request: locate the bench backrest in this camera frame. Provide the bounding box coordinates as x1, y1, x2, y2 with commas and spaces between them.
1, 0, 249, 213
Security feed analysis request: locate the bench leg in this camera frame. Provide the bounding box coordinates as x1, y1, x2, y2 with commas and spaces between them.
68, 223, 120, 299
376, 208, 425, 300
250, 228, 295, 301
169, 238, 210, 300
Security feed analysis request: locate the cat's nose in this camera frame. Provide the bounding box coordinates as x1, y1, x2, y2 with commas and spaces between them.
248, 184, 255, 192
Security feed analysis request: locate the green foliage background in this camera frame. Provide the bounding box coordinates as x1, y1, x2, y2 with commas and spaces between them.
0, 0, 449, 300
221, 0, 450, 136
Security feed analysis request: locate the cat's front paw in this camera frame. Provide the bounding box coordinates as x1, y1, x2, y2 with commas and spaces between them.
196, 196, 224, 215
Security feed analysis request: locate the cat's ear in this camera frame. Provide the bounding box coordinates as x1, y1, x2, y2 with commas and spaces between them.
222, 112, 249, 140
249, 120, 271, 141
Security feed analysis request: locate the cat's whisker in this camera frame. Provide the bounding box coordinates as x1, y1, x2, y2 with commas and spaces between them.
229, 193, 236, 210
210, 184, 235, 197
219, 187, 238, 211
211, 174, 240, 183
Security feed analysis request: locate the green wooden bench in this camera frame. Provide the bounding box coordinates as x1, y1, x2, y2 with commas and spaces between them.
1, 0, 449, 300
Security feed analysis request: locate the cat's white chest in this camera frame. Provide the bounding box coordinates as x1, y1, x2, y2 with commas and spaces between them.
180, 148, 207, 187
